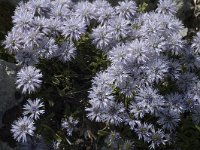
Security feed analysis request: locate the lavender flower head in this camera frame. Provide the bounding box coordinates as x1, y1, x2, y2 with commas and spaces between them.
23, 98, 45, 120
61, 17, 86, 41
11, 116, 35, 143
115, 0, 137, 20
192, 32, 200, 53
16, 66, 42, 94
156, 0, 177, 16
58, 41, 76, 62
91, 25, 112, 51
61, 116, 79, 136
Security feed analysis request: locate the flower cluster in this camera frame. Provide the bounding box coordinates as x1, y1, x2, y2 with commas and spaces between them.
86, 0, 200, 149
4, 0, 200, 149
11, 98, 44, 142
3, 0, 84, 65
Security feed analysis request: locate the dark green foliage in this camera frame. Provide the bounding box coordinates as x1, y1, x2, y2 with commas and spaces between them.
0, 1, 15, 63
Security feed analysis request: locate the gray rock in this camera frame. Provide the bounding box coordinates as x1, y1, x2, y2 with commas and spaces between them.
0, 141, 15, 150
0, 59, 22, 127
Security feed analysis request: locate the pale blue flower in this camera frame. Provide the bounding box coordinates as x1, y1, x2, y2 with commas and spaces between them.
61, 116, 78, 136
156, 0, 177, 16
58, 41, 76, 62
15, 48, 39, 65
61, 17, 86, 41
165, 93, 184, 112
120, 140, 135, 150
157, 108, 180, 131
145, 58, 169, 83
74, 1, 96, 25
181, 46, 200, 70
192, 32, 200, 53
37, 37, 58, 59
3, 28, 23, 54
108, 64, 128, 87
135, 85, 164, 114
23, 98, 45, 120
96, 6, 115, 25
85, 105, 104, 122
107, 17, 131, 40
50, 0, 72, 20
148, 128, 168, 149
134, 122, 152, 141
116, 0, 137, 20
129, 102, 146, 119
88, 83, 114, 108
26, 0, 51, 16
42, 18, 62, 36
16, 66, 42, 94
108, 44, 128, 65
102, 102, 126, 125
127, 39, 149, 64
12, 8, 34, 31
105, 131, 121, 149
91, 25, 112, 51
11, 116, 35, 143
176, 73, 198, 91
24, 28, 44, 48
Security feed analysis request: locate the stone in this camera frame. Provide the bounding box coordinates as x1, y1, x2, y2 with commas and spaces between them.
0, 59, 22, 127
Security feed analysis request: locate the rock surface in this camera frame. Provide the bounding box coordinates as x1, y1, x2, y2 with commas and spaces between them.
0, 59, 22, 128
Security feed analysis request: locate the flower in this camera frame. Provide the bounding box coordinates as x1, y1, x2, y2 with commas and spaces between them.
108, 44, 128, 65
61, 17, 86, 41
135, 85, 164, 114
61, 116, 78, 136
134, 122, 153, 141
96, 5, 115, 25
26, 0, 51, 16
88, 71, 114, 109
127, 39, 149, 64
192, 32, 200, 53
74, 1, 96, 25
12, 8, 34, 30
107, 17, 131, 40
37, 37, 58, 59
148, 128, 168, 149
116, 0, 137, 20
15, 48, 39, 65
3, 28, 22, 54
85, 105, 104, 122
57, 41, 76, 62
16, 66, 42, 94
52, 139, 62, 150
89, 85, 114, 109
129, 102, 146, 119
120, 140, 135, 150
145, 58, 169, 83
91, 25, 112, 51
11, 116, 35, 143
102, 102, 126, 125
23, 98, 45, 120
156, 0, 177, 16
105, 131, 121, 149
157, 108, 180, 131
